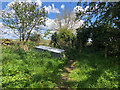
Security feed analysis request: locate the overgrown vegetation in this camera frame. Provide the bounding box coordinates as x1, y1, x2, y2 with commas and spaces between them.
76, 2, 120, 57
2, 43, 119, 88
68, 48, 119, 88
1, 1, 119, 89
2, 44, 67, 88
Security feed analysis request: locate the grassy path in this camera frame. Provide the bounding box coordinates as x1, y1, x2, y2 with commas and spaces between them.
58, 60, 75, 89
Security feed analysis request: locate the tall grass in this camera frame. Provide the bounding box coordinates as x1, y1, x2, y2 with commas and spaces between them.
68, 48, 119, 88
2, 45, 66, 88
2, 43, 119, 88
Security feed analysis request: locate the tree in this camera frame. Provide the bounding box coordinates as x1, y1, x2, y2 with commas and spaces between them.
76, 1, 120, 57
50, 27, 75, 49
50, 32, 58, 47
43, 29, 53, 40
91, 24, 120, 57
2, 1, 47, 42
29, 32, 42, 42
76, 1, 120, 29
51, 9, 83, 34
76, 26, 90, 53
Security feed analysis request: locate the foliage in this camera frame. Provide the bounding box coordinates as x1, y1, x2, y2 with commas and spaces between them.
50, 32, 58, 47
57, 27, 73, 47
68, 48, 119, 88
2, 1, 120, 88
90, 24, 120, 57
2, 41, 119, 88
50, 28, 77, 59
44, 29, 53, 39
29, 32, 42, 42
50, 28, 76, 55
2, 45, 65, 88
76, 1, 120, 57
76, 2, 120, 29
2, 1, 47, 42
85, 42, 92, 47
76, 26, 90, 53
52, 9, 77, 33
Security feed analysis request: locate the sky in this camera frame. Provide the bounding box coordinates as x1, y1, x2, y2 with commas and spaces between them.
2, 2, 78, 19
0, 0, 86, 40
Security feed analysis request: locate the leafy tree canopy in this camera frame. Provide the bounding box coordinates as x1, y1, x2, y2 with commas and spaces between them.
2, 1, 47, 42
76, 1, 120, 29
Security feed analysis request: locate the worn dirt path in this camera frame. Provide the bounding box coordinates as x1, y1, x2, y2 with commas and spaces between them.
58, 60, 75, 89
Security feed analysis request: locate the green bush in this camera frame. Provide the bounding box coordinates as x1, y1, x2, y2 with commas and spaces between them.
26, 41, 38, 50
50, 27, 75, 48
29, 32, 42, 42
50, 27, 76, 59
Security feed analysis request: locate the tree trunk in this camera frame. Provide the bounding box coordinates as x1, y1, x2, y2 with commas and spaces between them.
26, 32, 30, 42
20, 30, 21, 41
105, 45, 107, 58
20, 35, 21, 41
80, 40, 82, 53
22, 33, 25, 41
68, 41, 71, 55
26, 23, 36, 42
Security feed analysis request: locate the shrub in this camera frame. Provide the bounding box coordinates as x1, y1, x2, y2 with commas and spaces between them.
50, 28, 77, 59
29, 32, 42, 42
50, 28, 75, 48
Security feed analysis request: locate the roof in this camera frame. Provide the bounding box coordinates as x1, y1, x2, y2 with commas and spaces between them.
35, 45, 64, 53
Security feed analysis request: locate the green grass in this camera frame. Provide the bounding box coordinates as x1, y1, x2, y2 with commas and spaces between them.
2, 45, 66, 88
39, 39, 50, 46
68, 48, 119, 88
2, 42, 119, 88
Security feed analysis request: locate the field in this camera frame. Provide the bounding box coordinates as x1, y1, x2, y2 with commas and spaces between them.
1, 41, 119, 88
1, 1, 119, 89
2, 43, 66, 88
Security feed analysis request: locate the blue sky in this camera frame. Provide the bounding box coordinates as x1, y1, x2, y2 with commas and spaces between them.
43, 2, 77, 19
1, 1, 79, 39
1, 1, 88, 39
2, 2, 77, 19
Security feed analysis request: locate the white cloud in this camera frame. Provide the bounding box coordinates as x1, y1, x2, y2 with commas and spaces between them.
6, 1, 60, 14
74, 5, 89, 13
7, 0, 42, 9
1, 26, 19, 39
61, 4, 65, 10
45, 18, 56, 29
45, 14, 84, 35
25, 0, 32, 2
7, 0, 16, 8
35, 0, 42, 8
43, 7, 85, 34
3, 0, 43, 20
73, 20, 84, 29
0, 22, 3, 27
18, 0, 32, 2
85, 6, 89, 11
74, 6, 84, 12
7, 0, 32, 8
44, 4, 60, 14
2, 2, 86, 39
73, 5, 90, 22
